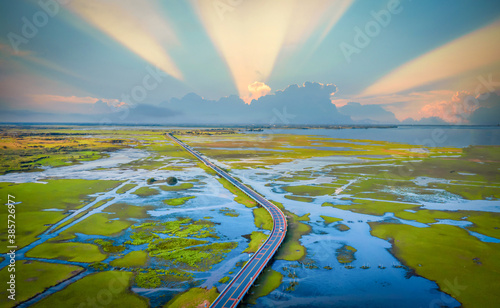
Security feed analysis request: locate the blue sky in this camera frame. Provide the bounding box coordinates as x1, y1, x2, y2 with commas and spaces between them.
1, 0, 499, 124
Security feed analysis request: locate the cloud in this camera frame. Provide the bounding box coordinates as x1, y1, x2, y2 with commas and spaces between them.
338, 102, 399, 124
418, 91, 481, 123
242, 82, 272, 104
162, 81, 351, 125
192, 0, 353, 99
361, 20, 500, 96
29, 94, 120, 105
65, 0, 182, 79
401, 116, 448, 125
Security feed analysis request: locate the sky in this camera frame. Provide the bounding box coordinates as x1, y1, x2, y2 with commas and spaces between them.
1, 0, 500, 125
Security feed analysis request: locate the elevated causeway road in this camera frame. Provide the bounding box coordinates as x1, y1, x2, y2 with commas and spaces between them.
168, 133, 287, 308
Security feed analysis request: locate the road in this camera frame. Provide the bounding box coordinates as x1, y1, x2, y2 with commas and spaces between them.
167, 133, 288, 308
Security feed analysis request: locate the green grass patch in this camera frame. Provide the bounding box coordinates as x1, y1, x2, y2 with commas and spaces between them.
218, 276, 230, 284
282, 185, 337, 196
134, 269, 193, 289
433, 183, 500, 200
334, 224, 350, 232
324, 199, 418, 216
106, 202, 152, 220
336, 245, 357, 264
466, 212, 500, 239
243, 231, 268, 253
130, 217, 218, 241
59, 213, 134, 240
284, 195, 315, 202
370, 222, 500, 308
253, 207, 273, 230
132, 186, 159, 197
219, 207, 239, 217
0, 261, 83, 307
159, 183, 194, 191
164, 196, 195, 206
245, 268, 283, 305
110, 251, 148, 268
320, 215, 342, 225
0, 179, 122, 252
116, 183, 137, 194
94, 239, 125, 253
32, 271, 148, 308
217, 177, 257, 208
275, 210, 311, 261
395, 209, 466, 224
26, 242, 106, 263
157, 242, 237, 270
164, 287, 218, 308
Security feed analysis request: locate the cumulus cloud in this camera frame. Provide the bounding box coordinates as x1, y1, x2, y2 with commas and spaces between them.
162, 82, 351, 125
338, 102, 399, 124
242, 81, 272, 104
419, 91, 483, 123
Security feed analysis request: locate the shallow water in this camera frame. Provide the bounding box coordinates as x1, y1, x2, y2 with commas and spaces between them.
246, 126, 500, 147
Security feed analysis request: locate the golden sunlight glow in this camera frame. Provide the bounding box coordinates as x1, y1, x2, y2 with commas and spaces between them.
192, 0, 353, 100
66, 0, 183, 80
361, 20, 500, 96
242, 81, 271, 104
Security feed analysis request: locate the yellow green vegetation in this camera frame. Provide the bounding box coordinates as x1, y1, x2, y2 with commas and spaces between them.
218, 207, 239, 217
283, 185, 337, 196
0, 179, 122, 252
151, 241, 237, 270
284, 195, 315, 202
466, 212, 500, 238
217, 177, 257, 207
116, 183, 137, 194
160, 183, 194, 191
59, 214, 133, 240
432, 183, 500, 200
370, 222, 500, 308
110, 251, 148, 268
275, 210, 311, 261
57, 202, 151, 240
245, 268, 283, 305
94, 239, 125, 253
105, 202, 153, 220
195, 161, 217, 176
164, 196, 195, 206
164, 287, 219, 308
132, 186, 159, 197
127, 218, 236, 270
0, 130, 127, 174
395, 209, 466, 224
243, 231, 268, 253
130, 217, 218, 243
32, 271, 148, 308
135, 269, 193, 288
394, 210, 500, 239
324, 199, 418, 216
218, 276, 230, 284
336, 245, 357, 264
26, 242, 106, 263
0, 261, 83, 307
320, 215, 342, 225
51, 197, 114, 233
253, 207, 273, 230
334, 224, 350, 232
121, 157, 168, 170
